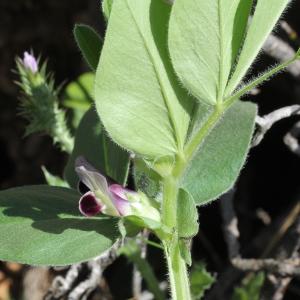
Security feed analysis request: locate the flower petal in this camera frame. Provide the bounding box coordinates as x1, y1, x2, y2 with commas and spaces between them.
109, 184, 136, 201
79, 191, 102, 217
23, 51, 38, 73
75, 157, 109, 194
111, 194, 132, 216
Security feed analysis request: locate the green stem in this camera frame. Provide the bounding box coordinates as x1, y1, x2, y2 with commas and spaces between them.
160, 52, 300, 298
161, 105, 227, 300
164, 241, 192, 300
161, 176, 192, 300
161, 176, 178, 229
184, 104, 224, 163
224, 55, 299, 108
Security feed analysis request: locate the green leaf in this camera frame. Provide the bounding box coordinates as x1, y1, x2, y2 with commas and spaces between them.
42, 166, 69, 188
124, 215, 171, 240
95, 0, 193, 158
119, 218, 141, 238
182, 101, 257, 205
64, 108, 130, 188
179, 239, 192, 266
0, 185, 119, 266
226, 0, 290, 95
232, 272, 265, 300
102, 0, 113, 20
177, 189, 198, 238
169, 0, 252, 105
190, 262, 215, 300
119, 240, 165, 300
63, 72, 94, 110
133, 158, 161, 199
74, 24, 103, 71
63, 72, 94, 128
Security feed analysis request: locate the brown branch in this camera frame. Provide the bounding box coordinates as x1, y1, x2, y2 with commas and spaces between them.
218, 185, 300, 300
261, 213, 300, 300
253, 105, 300, 147
220, 188, 240, 259
284, 121, 300, 156
232, 258, 300, 277
45, 240, 121, 299
132, 230, 149, 299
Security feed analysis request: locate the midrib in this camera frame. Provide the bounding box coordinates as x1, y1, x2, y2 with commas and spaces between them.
217, 0, 225, 103
125, 0, 183, 152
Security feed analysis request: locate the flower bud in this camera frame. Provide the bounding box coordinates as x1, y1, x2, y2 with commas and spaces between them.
22, 51, 38, 74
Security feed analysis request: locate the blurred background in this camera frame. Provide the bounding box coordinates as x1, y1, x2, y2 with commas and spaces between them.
0, 0, 300, 299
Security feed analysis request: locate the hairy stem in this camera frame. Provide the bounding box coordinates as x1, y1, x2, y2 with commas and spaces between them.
184, 104, 224, 161
161, 105, 226, 300
164, 241, 192, 300
224, 54, 299, 108
161, 176, 192, 299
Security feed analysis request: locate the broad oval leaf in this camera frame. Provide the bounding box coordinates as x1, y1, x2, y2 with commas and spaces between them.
95, 0, 193, 158
74, 24, 103, 71
64, 108, 130, 188
169, 0, 252, 105
0, 185, 119, 265
182, 101, 257, 205
226, 0, 290, 95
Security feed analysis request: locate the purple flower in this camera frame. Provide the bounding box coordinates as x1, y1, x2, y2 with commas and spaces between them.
75, 157, 135, 217
75, 157, 160, 222
22, 51, 38, 74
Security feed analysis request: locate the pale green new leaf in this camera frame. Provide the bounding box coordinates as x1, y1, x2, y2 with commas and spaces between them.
182, 101, 257, 205
42, 166, 69, 188
63, 72, 94, 128
0, 186, 118, 265
226, 0, 290, 95
95, 0, 193, 158
63, 72, 94, 110
169, 0, 252, 105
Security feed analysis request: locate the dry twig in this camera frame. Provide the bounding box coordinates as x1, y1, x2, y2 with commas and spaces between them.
284, 121, 300, 156
132, 231, 149, 299
232, 258, 300, 277
45, 240, 121, 300
253, 105, 300, 147
220, 188, 240, 259
263, 34, 300, 77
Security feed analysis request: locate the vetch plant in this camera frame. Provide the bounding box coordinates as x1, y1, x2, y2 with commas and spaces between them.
0, 0, 299, 299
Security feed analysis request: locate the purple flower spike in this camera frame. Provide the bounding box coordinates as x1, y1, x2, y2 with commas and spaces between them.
23, 51, 38, 74
79, 191, 102, 217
